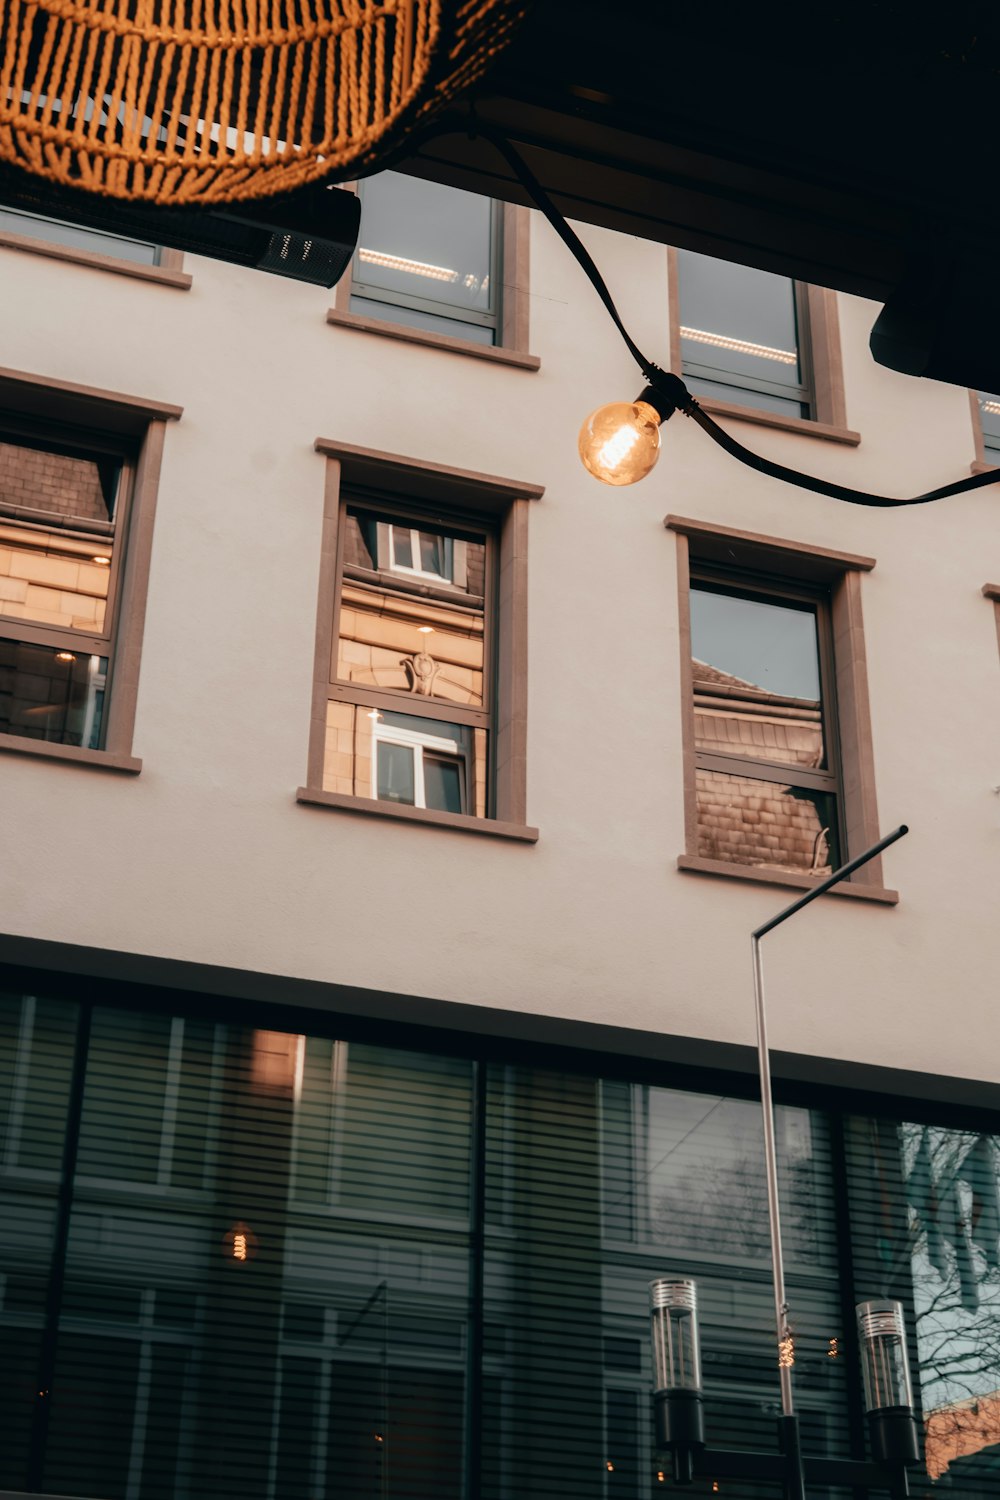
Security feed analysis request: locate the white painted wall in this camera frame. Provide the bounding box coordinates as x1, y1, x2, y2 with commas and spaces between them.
0, 216, 997, 1083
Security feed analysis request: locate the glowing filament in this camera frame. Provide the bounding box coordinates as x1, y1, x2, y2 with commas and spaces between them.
233, 1233, 248, 1261
778, 1334, 795, 1369
596, 423, 642, 473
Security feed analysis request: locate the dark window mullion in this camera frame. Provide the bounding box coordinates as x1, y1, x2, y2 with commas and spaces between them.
695, 751, 838, 794
27, 1000, 93, 1492
682, 358, 811, 404
349, 281, 498, 332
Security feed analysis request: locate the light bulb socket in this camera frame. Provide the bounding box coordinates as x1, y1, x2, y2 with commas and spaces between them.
637, 372, 694, 425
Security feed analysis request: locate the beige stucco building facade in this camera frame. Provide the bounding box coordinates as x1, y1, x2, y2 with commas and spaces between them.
0, 191, 998, 1500
0, 212, 996, 1087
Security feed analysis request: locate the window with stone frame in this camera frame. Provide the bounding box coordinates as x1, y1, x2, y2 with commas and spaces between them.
0, 372, 178, 769
974, 391, 1000, 465
348, 170, 502, 346
688, 571, 842, 876
675, 248, 813, 417
668, 516, 894, 900
668, 249, 854, 439
0, 206, 162, 266
301, 442, 540, 839
330, 500, 492, 818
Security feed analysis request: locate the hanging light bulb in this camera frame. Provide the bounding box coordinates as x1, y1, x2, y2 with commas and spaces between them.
578, 384, 679, 486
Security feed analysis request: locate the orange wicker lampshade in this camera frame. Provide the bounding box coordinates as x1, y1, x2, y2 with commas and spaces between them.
0, 0, 528, 205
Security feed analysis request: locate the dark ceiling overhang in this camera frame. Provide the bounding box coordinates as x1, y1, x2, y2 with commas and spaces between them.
391, 1, 1000, 389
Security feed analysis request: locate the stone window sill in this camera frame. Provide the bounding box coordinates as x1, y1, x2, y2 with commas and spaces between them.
696, 396, 860, 446
326, 309, 541, 371
677, 854, 898, 904
0, 230, 192, 289
297, 786, 538, 842
0, 734, 142, 772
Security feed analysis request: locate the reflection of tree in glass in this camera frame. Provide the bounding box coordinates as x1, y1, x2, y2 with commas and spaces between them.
898, 1125, 1000, 1482
650, 1151, 823, 1265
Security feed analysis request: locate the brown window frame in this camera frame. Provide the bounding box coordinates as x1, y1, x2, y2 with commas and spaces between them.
666, 247, 858, 445
0, 214, 191, 289
689, 567, 844, 862
329, 190, 539, 372
667, 514, 898, 903
983, 583, 1000, 663
0, 366, 181, 773
299, 440, 542, 841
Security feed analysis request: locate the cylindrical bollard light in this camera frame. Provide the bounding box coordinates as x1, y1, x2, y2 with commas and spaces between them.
650, 1278, 705, 1483
856, 1300, 920, 1468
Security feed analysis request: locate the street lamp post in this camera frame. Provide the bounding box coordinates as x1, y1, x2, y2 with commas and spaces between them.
652, 825, 921, 1499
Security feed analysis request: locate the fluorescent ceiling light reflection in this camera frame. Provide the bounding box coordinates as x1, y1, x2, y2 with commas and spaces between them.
680, 325, 797, 365
358, 247, 460, 283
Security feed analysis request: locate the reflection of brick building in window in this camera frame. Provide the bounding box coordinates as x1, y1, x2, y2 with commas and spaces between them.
925, 1391, 1000, 1481
0, 440, 112, 523
693, 662, 832, 875
0, 441, 114, 634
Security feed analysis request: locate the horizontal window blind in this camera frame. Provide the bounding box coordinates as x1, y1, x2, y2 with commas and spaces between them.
1, 990, 998, 1499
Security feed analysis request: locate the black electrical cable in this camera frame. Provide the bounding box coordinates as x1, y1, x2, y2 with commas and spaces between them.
411, 118, 999, 508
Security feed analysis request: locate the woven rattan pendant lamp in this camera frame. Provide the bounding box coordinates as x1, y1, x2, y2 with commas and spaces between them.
0, 0, 529, 205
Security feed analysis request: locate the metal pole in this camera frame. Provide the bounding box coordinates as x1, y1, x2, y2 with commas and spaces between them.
750, 826, 909, 1429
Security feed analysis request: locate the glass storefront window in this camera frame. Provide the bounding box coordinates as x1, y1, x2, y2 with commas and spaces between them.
1, 989, 998, 1498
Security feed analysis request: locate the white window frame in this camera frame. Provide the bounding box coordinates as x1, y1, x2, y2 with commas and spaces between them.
370, 717, 467, 813
386, 524, 458, 584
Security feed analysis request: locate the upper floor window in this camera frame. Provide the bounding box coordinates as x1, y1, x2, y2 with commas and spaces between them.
349, 170, 502, 346
0, 206, 161, 267
0, 424, 126, 750
0, 372, 180, 769
689, 573, 841, 876
330, 501, 491, 818
975, 391, 1000, 464
675, 249, 811, 418
668, 517, 893, 900
301, 442, 540, 838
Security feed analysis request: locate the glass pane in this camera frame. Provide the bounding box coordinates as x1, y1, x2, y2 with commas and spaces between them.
846, 1118, 1000, 1494
685, 372, 807, 419
696, 767, 839, 874
691, 585, 826, 768
678, 248, 803, 397
0, 437, 118, 635
0, 639, 107, 747
614, 1086, 836, 1269
350, 293, 496, 346
0, 206, 159, 264
354, 170, 497, 318
978, 391, 1000, 456
0, 435, 120, 524
76, 1010, 179, 1184
391, 526, 414, 568
339, 507, 487, 709
418, 530, 450, 578
485, 1067, 849, 1500
34, 1009, 472, 1500
0, 994, 78, 1490
423, 754, 463, 814
377, 740, 415, 804
324, 703, 488, 818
